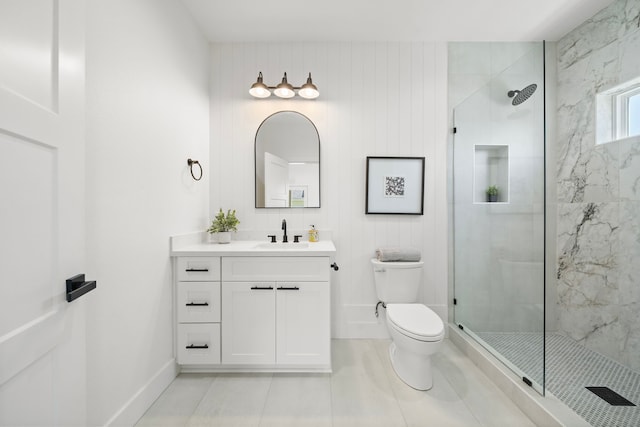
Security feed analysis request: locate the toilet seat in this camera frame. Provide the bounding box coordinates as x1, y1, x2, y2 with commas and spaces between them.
386, 304, 444, 342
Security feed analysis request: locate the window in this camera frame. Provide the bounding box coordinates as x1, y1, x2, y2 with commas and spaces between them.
625, 89, 640, 138
597, 79, 640, 144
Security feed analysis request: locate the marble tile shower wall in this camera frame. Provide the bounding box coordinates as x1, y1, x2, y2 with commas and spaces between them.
556, 0, 640, 371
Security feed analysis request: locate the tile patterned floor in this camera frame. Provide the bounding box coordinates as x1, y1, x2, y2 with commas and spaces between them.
477, 332, 640, 427
136, 339, 536, 427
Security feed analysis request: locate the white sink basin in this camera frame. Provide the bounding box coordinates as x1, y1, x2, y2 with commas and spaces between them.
254, 242, 309, 250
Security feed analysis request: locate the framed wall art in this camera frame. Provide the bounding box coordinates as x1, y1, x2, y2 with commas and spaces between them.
365, 156, 425, 215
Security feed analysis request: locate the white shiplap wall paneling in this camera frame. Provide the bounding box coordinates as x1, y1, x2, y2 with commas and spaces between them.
210, 43, 448, 338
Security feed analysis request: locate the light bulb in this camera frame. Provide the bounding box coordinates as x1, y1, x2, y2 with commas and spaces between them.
249, 72, 271, 98
274, 72, 295, 98
298, 73, 319, 99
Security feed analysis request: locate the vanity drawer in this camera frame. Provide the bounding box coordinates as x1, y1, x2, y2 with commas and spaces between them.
177, 323, 221, 365
177, 257, 221, 281
177, 282, 221, 323
222, 257, 329, 282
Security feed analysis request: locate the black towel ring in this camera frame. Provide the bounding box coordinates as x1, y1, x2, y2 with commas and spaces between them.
187, 158, 203, 181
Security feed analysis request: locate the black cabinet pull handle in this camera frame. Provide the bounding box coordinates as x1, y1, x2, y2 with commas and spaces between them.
186, 344, 209, 349
330, 262, 339, 271
277, 286, 300, 290
186, 302, 209, 306
185, 268, 209, 272
250, 286, 273, 290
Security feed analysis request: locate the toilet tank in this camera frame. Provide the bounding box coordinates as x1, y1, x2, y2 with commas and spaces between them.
371, 259, 424, 303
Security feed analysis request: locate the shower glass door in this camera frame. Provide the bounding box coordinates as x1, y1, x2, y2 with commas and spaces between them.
452, 42, 546, 394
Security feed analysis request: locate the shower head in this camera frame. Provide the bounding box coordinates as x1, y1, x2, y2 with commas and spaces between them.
507, 83, 537, 106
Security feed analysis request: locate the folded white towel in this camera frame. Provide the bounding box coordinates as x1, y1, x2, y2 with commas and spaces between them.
375, 247, 421, 262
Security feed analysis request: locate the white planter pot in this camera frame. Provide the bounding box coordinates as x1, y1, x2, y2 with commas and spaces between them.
217, 231, 231, 244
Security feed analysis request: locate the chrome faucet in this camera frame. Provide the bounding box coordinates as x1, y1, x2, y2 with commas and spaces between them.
281, 219, 288, 243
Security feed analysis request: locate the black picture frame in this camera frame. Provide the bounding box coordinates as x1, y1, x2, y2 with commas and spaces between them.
365, 156, 425, 215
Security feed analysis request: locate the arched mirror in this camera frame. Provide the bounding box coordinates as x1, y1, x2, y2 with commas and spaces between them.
255, 111, 320, 208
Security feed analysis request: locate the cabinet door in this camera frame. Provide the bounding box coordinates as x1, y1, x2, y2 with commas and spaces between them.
221, 282, 276, 364
276, 282, 330, 365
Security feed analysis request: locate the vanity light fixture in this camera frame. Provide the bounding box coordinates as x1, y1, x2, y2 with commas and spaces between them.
274, 72, 295, 98
249, 72, 319, 99
249, 72, 271, 98
298, 73, 320, 99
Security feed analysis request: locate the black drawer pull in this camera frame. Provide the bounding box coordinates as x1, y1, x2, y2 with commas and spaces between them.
186, 302, 209, 306
186, 344, 209, 349
185, 268, 209, 272
277, 286, 300, 291
251, 286, 273, 290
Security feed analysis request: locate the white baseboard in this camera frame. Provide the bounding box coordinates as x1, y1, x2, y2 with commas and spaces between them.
104, 359, 178, 427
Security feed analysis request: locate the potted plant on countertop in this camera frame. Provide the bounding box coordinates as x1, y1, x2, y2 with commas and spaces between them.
486, 185, 499, 203
207, 209, 240, 244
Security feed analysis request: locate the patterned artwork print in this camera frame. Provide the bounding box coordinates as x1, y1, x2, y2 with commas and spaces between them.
384, 176, 405, 197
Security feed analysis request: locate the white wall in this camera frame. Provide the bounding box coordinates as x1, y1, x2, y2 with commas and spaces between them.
85, 0, 209, 424
210, 43, 448, 338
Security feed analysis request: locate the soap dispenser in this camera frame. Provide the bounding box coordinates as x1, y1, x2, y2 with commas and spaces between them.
308, 225, 318, 242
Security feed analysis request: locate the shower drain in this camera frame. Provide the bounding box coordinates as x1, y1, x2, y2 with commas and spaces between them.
586, 387, 636, 406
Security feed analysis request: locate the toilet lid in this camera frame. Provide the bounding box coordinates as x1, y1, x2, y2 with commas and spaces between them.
387, 304, 444, 341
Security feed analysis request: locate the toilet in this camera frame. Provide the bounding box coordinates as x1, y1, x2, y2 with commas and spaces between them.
372, 258, 445, 390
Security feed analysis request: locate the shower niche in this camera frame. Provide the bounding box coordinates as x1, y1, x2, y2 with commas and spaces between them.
474, 145, 509, 203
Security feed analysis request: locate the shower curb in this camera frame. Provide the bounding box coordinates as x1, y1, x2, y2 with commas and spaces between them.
449, 324, 590, 427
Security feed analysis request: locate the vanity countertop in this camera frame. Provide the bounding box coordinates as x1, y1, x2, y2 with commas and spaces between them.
171, 240, 336, 257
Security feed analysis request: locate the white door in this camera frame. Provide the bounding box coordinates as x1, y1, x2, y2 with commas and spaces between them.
276, 282, 330, 365
0, 0, 87, 425
221, 282, 276, 364
264, 151, 289, 207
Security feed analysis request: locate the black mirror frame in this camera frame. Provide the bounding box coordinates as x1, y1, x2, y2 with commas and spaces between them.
254, 111, 321, 209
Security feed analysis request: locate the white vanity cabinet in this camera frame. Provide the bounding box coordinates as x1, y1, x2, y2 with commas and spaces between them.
221, 257, 331, 369
172, 239, 336, 373
175, 256, 221, 365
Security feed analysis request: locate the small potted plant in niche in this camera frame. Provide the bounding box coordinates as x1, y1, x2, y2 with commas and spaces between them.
207, 209, 240, 244
486, 185, 499, 202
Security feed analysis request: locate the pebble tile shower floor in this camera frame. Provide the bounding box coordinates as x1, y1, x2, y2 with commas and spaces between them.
477, 332, 640, 427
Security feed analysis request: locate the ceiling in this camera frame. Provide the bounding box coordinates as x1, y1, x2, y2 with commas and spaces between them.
180, 0, 616, 42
